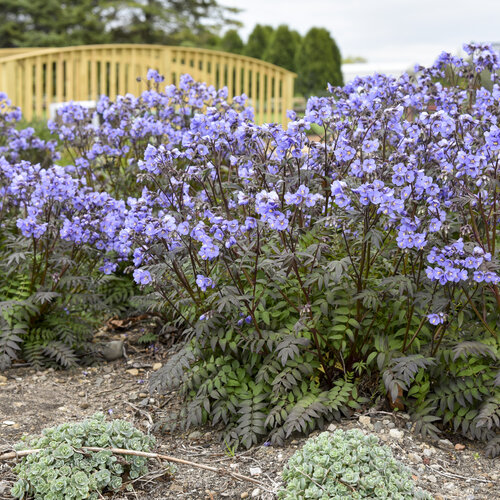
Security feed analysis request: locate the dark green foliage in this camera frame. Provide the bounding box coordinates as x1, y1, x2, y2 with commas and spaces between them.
244, 24, 274, 59
0, 0, 240, 48
295, 27, 343, 96
219, 29, 244, 55
10, 413, 164, 499
264, 25, 301, 72
0, 0, 113, 48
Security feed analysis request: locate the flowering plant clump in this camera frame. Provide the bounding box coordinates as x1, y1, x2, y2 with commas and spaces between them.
278, 429, 432, 500
10, 413, 163, 500
0, 45, 499, 453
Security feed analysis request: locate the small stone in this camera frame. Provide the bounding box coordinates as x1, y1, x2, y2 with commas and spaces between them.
249, 467, 262, 476
188, 431, 202, 440
454, 443, 465, 451
382, 419, 390, 425
444, 482, 455, 490
408, 453, 422, 464
169, 483, 184, 492
327, 423, 337, 432
0, 481, 8, 494
126, 368, 139, 376
438, 438, 454, 449
435, 495, 444, 500
152, 362, 162, 371
387, 422, 395, 429
373, 421, 383, 432
80, 403, 90, 409
379, 434, 389, 442
389, 428, 403, 439
241, 493, 249, 499
78, 391, 85, 397
423, 448, 434, 457
2, 420, 15, 426
427, 475, 437, 483
0, 375, 7, 383
139, 392, 148, 398
359, 415, 372, 427
251, 488, 261, 498
101, 340, 124, 361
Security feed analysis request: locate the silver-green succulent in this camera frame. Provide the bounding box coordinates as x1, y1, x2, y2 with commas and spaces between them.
278, 429, 433, 500
10, 412, 172, 500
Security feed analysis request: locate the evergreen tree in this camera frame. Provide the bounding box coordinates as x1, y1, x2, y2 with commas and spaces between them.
0, 0, 240, 48
0, 0, 113, 48
295, 27, 343, 97
244, 24, 273, 60
220, 29, 244, 54
264, 25, 300, 72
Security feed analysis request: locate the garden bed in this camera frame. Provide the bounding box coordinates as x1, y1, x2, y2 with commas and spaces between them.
0, 327, 498, 500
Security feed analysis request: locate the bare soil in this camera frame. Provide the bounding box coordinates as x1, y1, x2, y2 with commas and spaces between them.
0, 320, 498, 499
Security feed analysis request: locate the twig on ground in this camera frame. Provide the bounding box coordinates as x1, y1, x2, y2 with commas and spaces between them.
424, 464, 491, 483
0, 446, 274, 492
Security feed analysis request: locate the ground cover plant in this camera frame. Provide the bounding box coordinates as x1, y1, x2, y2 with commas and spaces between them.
278, 429, 432, 499
10, 413, 159, 499
0, 45, 498, 454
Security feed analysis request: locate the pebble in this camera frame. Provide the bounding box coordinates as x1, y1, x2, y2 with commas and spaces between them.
188, 431, 202, 440
251, 488, 261, 498
126, 368, 139, 376
438, 438, 454, 449
2, 421, 15, 426
0, 375, 7, 383
408, 452, 422, 464
382, 419, 390, 425
359, 415, 373, 429
101, 340, 124, 361
78, 391, 85, 397
427, 475, 437, 483
389, 428, 403, 439
249, 467, 262, 476
373, 421, 383, 432
327, 423, 337, 432
387, 422, 395, 429
422, 447, 434, 457
454, 443, 465, 451
241, 493, 249, 499
152, 362, 162, 371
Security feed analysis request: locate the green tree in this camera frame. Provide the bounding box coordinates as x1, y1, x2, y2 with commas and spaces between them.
0, 0, 113, 47
220, 29, 244, 54
244, 24, 273, 59
264, 25, 300, 72
295, 27, 343, 97
0, 0, 240, 48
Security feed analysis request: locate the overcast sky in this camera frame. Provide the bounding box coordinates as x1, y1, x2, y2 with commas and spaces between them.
219, 0, 500, 66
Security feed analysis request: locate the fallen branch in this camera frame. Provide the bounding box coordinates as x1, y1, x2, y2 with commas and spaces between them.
0, 446, 273, 491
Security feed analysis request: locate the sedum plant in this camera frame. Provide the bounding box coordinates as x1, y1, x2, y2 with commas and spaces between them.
278, 429, 432, 500
10, 413, 163, 500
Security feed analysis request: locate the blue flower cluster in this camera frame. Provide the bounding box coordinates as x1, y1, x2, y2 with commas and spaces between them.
1, 44, 499, 330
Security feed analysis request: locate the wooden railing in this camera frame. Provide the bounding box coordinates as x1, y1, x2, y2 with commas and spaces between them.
0, 44, 296, 125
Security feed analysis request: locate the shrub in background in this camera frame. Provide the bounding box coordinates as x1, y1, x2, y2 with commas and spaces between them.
278, 429, 432, 500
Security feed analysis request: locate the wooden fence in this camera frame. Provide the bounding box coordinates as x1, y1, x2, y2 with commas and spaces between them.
0, 44, 296, 125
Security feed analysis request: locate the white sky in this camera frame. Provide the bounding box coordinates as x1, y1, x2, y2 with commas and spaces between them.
219, 0, 500, 67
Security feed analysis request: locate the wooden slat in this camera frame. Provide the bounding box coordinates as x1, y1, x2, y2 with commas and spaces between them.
34, 57, 43, 116
46, 55, 54, 110
250, 62, 257, 121
273, 70, 280, 123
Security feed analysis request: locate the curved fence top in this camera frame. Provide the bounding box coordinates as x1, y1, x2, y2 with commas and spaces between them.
0, 44, 296, 125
